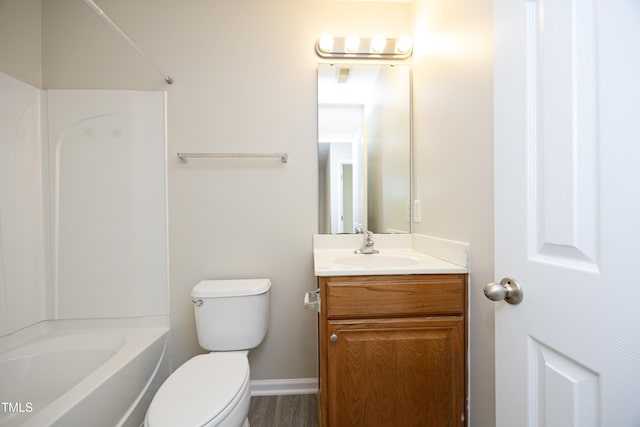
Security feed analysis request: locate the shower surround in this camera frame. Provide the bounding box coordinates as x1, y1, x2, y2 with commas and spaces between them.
0, 72, 170, 426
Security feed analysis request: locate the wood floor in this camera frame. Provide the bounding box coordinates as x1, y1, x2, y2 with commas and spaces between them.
249, 394, 318, 427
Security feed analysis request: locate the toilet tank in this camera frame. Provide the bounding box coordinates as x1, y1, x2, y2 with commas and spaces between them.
191, 279, 271, 351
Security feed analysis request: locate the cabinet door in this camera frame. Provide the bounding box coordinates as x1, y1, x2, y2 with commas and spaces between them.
327, 317, 465, 427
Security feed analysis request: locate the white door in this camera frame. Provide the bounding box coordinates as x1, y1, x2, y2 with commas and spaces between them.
493, 0, 640, 425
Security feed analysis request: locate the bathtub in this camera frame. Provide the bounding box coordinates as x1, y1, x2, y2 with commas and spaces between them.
0, 317, 170, 427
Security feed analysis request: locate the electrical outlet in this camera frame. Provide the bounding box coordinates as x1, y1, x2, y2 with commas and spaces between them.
413, 199, 422, 223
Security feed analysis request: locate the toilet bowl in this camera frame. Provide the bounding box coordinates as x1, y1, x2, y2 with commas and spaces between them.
144, 352, 251, 427
145, 279, 271, 427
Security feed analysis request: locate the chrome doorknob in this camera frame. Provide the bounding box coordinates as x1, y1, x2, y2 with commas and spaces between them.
484, 278, 523, 305
330, 334, 338, 343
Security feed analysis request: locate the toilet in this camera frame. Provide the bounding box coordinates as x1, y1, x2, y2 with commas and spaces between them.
145, 278, 271, 427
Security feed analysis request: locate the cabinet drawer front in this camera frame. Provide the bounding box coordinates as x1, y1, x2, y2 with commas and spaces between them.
324, 274, 465, 318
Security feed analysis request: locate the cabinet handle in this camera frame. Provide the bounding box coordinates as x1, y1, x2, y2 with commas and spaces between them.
330, 333, 338, 343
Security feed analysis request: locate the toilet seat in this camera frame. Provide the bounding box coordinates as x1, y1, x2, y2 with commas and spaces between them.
145, 352, 250, 427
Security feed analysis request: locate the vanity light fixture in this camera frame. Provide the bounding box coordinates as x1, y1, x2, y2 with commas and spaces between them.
315, 34, 412, 59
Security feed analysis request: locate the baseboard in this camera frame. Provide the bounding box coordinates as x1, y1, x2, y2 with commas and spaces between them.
250, 378, 319, 396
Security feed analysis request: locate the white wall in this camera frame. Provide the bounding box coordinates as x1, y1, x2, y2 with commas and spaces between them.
411, 0, 496, 426
0, 0, 42, 88
40, 0, 411, 381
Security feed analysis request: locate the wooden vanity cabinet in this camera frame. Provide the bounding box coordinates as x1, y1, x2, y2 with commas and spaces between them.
318, 274, 468, 427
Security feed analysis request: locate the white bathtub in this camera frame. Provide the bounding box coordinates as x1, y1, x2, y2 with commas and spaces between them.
0, 317, 170, 427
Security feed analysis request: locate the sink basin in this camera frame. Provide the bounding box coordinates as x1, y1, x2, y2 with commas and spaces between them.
334, 254, 421, 268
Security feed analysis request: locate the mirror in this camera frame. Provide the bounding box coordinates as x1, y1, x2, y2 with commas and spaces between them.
317, 63, 412, 234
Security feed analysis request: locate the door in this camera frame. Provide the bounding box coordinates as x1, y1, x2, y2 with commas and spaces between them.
493, 0, 640, 425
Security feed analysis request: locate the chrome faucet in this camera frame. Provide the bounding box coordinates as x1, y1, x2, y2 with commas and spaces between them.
354, 230, 379, 254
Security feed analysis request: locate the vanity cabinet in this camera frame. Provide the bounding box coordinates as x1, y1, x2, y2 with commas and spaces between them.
318, 274, 468, 427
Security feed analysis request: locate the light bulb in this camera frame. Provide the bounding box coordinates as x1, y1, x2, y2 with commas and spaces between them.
345, 34, 360, 53
318, 33, 334, 53
396, 35, 413, 54
371, 35, 387, 53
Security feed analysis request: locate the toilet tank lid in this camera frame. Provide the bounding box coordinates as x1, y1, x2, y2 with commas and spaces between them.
192, 278, 271, 298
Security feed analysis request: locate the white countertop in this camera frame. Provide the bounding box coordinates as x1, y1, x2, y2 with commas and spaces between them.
313, 234, 469, 277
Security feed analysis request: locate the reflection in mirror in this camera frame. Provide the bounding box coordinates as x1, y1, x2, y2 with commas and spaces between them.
317, 63, 412, 234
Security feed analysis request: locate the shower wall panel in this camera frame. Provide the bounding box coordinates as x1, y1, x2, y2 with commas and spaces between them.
0, 72, 48, 336
47, 90, 168, 319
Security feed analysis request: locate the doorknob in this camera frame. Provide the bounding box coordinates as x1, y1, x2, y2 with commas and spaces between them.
484, 278, 523, 305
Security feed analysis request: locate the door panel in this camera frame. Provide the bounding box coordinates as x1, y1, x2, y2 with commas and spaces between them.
526, 0, 599, 270
529, 338, 599, 426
